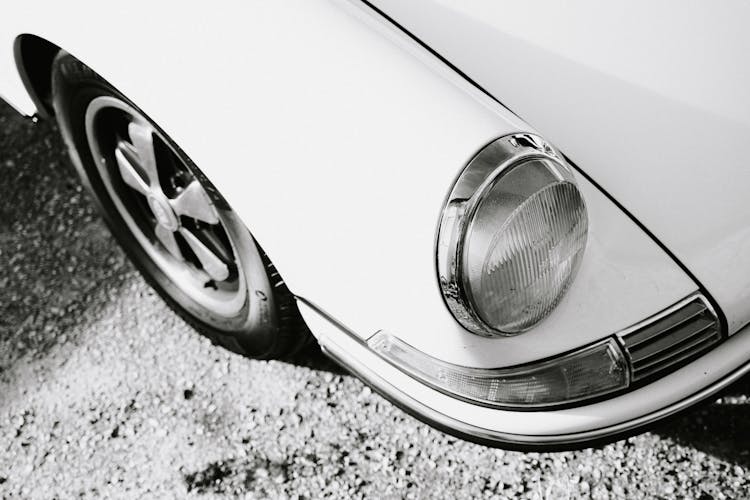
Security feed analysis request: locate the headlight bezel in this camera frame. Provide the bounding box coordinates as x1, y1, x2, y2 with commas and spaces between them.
436, 133, 587, 337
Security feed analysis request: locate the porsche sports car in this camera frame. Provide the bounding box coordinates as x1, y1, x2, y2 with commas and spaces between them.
2, 1, 748, 450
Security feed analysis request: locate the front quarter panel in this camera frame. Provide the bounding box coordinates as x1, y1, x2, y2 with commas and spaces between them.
0, 0, 699, 367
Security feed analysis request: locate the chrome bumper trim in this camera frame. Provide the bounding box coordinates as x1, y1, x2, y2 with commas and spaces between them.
297, 297, 749, 450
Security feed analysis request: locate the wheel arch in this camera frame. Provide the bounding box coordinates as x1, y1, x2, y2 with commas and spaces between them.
14, 33, 62, 119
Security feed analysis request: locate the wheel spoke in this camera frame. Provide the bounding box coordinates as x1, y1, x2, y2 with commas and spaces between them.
169, 181, 219, 224
127, 121, 161, 189
114, 140, 150, 196
179, 227, 230, 282
154, 224, 182, 259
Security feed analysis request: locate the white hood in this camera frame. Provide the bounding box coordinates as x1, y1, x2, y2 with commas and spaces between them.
371, 0, 750, 333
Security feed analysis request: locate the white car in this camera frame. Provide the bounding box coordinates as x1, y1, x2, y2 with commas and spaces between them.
2, 1, 748, 450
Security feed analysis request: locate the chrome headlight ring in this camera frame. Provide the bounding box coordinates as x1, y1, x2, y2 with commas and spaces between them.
436, 133, 588, 337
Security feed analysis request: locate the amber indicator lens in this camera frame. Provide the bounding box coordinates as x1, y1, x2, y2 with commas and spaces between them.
369, 333, 629, 408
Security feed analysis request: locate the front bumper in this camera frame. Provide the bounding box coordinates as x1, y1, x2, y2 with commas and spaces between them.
297, 297, 750, 450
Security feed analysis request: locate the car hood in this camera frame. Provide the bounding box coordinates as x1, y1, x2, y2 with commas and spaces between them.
370, 0, 750, 333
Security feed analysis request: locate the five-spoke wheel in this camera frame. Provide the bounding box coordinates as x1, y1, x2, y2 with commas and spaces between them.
51, 53, 309, 359
85, 97, 246, 317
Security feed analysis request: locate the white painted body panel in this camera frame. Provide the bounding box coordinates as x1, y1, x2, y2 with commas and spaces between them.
372, 0, 750, 334
4, 0, 750, 443
0, 1, 700, 368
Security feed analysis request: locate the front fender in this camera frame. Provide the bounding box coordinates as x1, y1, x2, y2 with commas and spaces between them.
0, 0, 696, 366
1, 0, 727, 447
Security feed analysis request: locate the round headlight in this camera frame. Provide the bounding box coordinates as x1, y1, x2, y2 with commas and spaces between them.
436, 134, 588, 337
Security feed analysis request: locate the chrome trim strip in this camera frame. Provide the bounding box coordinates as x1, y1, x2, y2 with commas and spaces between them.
618, 293, 722, 383
300, 297, 749, 448
614, 292, 718, 339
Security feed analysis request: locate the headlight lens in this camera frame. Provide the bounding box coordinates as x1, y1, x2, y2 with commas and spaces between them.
465, 159, 588, 333
437, 134, 588, 336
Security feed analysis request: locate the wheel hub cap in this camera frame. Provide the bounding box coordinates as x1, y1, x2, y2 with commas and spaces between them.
84, 96, 246, 318
147, 194, 178, 231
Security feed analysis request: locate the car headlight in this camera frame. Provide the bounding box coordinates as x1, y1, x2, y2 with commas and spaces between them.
437, 133, 588, 336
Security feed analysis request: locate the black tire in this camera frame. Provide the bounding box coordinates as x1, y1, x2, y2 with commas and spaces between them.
51, 52, 312, 360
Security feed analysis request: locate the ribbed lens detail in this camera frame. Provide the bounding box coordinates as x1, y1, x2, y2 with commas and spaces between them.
465, 163, 588, 333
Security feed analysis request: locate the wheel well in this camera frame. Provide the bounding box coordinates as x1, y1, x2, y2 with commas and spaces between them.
14, 34, 62, 119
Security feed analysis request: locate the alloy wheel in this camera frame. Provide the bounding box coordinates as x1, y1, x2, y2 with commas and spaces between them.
84, 96, 247, 318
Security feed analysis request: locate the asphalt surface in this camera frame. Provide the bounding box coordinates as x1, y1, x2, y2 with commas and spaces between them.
1, 97, 749, 499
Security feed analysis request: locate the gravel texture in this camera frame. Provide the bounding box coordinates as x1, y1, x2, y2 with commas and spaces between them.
1, 98, 749, 499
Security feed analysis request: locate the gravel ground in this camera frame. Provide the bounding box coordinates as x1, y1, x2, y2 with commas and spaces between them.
1, 97, 749, 499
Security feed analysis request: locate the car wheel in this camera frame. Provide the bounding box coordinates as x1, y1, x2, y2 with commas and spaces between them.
50, 52, 311, 359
